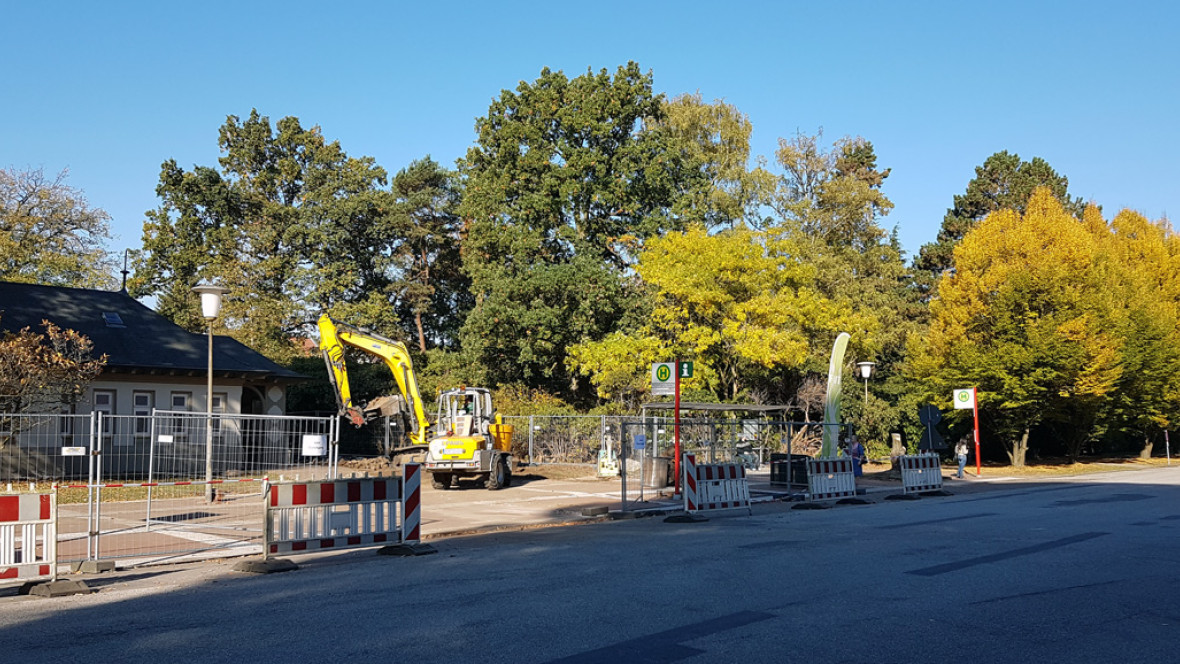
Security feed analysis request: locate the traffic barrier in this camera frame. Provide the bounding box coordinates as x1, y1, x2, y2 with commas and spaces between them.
806, 458, 857, 500
900, 453, 944, 494
682, 453, 752, 515
263, 463, 422, 558
0, 493, 56, 586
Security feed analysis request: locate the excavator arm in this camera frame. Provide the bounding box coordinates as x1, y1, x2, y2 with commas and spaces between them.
317, 314, 430, 448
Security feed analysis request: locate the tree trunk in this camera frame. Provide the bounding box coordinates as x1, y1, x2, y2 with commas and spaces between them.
414, 310, 427, 353
1006, 428, 1029, 467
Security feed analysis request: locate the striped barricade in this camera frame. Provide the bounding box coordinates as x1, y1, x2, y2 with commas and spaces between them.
806, 458, 857, 501
264, 464, 422, 558
900, 453, 944, 494
683, 454, 752, 516
1, 493, 57, 587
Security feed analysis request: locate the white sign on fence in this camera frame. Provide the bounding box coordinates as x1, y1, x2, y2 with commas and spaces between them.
301, 434, 327, 456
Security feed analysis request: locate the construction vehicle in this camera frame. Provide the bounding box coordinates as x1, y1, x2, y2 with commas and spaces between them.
317, 314, 514, 490
427, 386, 514, 490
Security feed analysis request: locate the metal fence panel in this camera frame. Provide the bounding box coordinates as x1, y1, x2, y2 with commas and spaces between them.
1, 410, 340, 566
145, 411, 339, 481
0, 413, 96, 483
504, 415, 619, 465
502, 415, 851, 467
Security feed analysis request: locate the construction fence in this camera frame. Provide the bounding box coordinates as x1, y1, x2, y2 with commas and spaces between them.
505, 415, 852, 470
0, 410, 338, 568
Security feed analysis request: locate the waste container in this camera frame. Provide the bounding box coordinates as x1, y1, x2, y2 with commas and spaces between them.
642, 456, 672, 489
770, 454, 811, 486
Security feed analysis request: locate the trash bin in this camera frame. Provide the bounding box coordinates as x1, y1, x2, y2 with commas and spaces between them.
770, 454, 811, 486
642, 456, 672, 489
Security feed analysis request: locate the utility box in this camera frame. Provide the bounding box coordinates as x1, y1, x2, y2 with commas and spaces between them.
770, 454, 811, 486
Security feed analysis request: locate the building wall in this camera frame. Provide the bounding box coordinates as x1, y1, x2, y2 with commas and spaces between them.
85, 378, 245, 418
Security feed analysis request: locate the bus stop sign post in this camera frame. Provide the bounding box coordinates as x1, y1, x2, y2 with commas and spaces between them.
954, 387, 980, 476
653, 361, 692, 495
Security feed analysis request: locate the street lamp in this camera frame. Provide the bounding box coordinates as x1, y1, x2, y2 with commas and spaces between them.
193, 282, 229, 503
856, 361, 876, 408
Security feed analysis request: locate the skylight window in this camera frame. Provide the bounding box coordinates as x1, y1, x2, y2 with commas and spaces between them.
102, 312, 125, 328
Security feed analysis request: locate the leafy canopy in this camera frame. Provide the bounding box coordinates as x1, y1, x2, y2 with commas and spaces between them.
0, 167, 115, 289
910, 188, 1120, 465
458, 62, 709, 393
569, 226, 872, 404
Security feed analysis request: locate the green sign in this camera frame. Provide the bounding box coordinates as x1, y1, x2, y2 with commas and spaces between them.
679, 361, 693, 378
656, 364, 672, 382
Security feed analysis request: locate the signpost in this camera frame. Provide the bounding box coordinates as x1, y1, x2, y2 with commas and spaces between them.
954, 387, 981, 476
918, 404, 944, 450
653, 360, 692, 494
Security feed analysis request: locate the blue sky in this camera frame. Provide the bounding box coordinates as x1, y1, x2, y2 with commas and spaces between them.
4, 1, 1177, 262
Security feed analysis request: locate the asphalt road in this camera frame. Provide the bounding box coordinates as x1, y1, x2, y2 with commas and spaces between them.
2, 466, 1178, 663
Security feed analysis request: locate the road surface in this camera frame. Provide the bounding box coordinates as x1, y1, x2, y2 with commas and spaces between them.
2, 466, 1177, 663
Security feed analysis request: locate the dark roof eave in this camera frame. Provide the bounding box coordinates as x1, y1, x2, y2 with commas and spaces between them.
102, 365, 310, 382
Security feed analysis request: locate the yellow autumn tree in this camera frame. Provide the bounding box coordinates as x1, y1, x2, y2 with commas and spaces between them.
910, 188, 1121, 466
1098, 208, 1180, 456
568, 225, 876, 403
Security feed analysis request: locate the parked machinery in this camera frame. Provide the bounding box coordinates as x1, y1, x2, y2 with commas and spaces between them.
427, 386, 514, 490
317, 315, 514, 490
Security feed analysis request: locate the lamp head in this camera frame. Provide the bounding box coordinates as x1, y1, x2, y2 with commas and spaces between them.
856, 361, 876, 380
192, 283, 230, 321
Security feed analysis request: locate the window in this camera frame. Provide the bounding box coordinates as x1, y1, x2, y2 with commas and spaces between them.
59, 401, 76, 442
94, 390, 115, 435
212, 393, 227, 434
134, 391, 154, 436
101, 312, 125, 328
170, 392, 191, 435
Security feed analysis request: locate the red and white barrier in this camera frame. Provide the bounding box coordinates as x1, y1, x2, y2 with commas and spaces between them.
806, 458, 857, 500
682, 454, 752, 515
402, 464, 421, 544
0, 493, 57, 586
264, 464, 422, 557
900, 453, 944, 494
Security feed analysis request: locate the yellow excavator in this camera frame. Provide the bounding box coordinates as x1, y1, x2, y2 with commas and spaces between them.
317, 314, 514, 490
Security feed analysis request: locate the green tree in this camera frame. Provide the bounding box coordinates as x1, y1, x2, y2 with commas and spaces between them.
132, 111, 434, 360
910, 189, 1120, 466
915, 150, 1085, 280
660, 92, 774, 230
0, 167, 116, 288
769, 131, 923, 444
388, 158, 471, 352
458, 63, 708, 395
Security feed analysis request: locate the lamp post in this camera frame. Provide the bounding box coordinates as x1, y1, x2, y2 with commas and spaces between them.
193, 282, 229, 503
856, 361, 876, 408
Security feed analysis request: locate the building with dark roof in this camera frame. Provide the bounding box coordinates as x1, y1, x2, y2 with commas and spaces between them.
0, 281, 307, 420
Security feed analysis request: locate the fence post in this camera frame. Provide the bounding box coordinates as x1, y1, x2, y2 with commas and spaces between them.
601, 415, 607, 455
147, 409, 157, 530
529, 415, 534, 465
88, 410, 101, 562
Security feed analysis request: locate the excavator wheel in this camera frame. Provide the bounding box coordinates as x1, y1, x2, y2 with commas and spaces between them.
486, 457, 511, 490
431, 473, 453, 490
